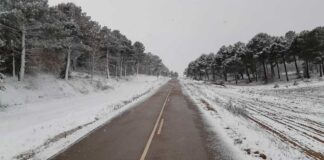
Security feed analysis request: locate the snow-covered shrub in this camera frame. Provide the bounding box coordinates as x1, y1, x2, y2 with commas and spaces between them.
0, 99, 7, 109
218, 80, 225, 86
0, 73, 5, 81
95, 81, 112, 91
304, 79, 311, 83
212, 80, 225, 87
274, 84, 279, 88
225, 100, 248, 117
95, 80, 112, 91
96, 81, 103, 89
101, 85, 112, 90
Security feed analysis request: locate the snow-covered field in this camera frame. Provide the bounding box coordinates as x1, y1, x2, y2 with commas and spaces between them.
181, 78, 324, 160
0, 73, 169, 160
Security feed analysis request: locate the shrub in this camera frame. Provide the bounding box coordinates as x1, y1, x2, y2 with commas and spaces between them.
96, 81, 112, 90
0, 99, 8, 110
0, 73, 5, 79
225, 100, 248, 117
304, 79, 311, 83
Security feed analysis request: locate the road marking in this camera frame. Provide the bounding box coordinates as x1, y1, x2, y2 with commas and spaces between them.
140, 89, 172, 160
157, 118, 164, 135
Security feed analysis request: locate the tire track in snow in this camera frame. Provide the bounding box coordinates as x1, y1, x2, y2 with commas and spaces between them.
185, 81, 324, 159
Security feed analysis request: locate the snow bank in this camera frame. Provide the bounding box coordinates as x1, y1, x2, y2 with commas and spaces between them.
0, 73, 169, 160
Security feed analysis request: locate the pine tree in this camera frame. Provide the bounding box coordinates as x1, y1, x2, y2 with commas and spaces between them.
247, 33, 272, 83
0, 0, 49, 81
133, 41, 145, 77
270, 37, 289, 81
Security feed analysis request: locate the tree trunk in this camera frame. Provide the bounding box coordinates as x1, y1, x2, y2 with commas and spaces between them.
271, 63, 275, 78
254, 61, 258, 82
275, 57, 281, 80
64, 47, 71, 80
88, 55, 91, 75
262, 60, 268, 83
19, 25, 26, 81
206, 70, 209, 81
293, 55, 300, 77
72, 58, 77, 71
144, 65, 147, 75
282, 55, 289, 81
10, 40, 16, 78
136, 62, 139, 78
305, 59, 310, 78
120, 58, 123, 77
322, 58, 324, 76
320, 64, 323, 77
235, 74, 238, 85
91, 54, 94, 83
212, 66, 216, 81
115, 63, 118, 78
12, 52, 16, 78
223, 67, 227, 81
106, 49, 110, 79
245, 64, 251, 82
124, 63, 127, 77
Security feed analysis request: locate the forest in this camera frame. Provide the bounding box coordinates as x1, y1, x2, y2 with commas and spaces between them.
184, 27, 324, 84
0, 0, 176, 82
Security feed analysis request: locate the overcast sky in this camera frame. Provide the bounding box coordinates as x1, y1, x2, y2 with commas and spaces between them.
48, 0, 324, 74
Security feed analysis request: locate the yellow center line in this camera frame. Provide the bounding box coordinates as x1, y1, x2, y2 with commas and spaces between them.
139, 88, 172, 160
157, 118, 164, 135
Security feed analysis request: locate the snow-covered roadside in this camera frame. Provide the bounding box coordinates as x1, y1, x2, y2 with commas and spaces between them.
0, 74, 169, 160
180, 78, 324, 160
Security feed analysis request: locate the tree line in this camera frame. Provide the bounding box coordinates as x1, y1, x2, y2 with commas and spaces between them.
184, 27, 324, 84
0, 0, 174, 81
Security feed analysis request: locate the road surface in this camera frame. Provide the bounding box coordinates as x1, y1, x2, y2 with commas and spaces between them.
51, 79, 233, 160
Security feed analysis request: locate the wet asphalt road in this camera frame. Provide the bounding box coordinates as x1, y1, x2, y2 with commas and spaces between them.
51, 79, 231, 160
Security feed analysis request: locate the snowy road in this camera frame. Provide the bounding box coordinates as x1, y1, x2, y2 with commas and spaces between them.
51, 80, 236, 160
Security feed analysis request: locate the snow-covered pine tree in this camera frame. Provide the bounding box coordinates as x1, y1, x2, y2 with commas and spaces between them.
133, 41, 145, 77
247, 33, 272, 83
0, 0, 49, 81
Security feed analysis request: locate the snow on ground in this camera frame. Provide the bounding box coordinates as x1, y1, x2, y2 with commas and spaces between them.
0, 73, 169, 160
181, 78, 324, 160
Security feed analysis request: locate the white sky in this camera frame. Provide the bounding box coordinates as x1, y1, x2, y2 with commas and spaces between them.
48, 0, 324, 74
